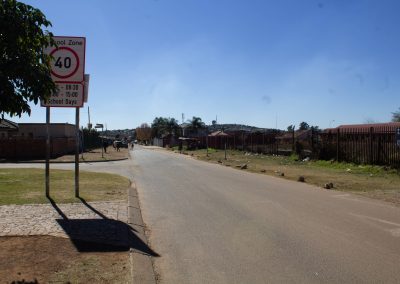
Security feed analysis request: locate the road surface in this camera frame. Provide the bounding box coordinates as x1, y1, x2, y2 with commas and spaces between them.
2, 147, 400, 283
131, 146, 400, 283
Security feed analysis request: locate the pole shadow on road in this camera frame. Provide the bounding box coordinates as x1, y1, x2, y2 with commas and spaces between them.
47, 197, 159, 256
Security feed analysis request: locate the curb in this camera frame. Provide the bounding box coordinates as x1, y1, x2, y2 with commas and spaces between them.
128, 181, 157, 284
0, 157, 129, 164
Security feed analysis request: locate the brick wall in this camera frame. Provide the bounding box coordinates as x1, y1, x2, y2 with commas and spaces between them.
0, 138, 76, 160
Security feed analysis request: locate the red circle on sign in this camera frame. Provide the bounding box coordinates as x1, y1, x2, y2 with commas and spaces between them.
50, 47, 80, 79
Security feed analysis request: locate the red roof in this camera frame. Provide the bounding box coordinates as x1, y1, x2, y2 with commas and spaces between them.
324, 122, 400, 133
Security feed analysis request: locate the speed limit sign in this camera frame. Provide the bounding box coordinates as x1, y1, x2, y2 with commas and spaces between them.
42, 36, 86, 107
45, 36, 85, 82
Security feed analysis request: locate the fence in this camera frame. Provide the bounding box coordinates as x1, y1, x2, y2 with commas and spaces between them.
0, 137, 76, 160
195, 128, 400, 168
320, 127, 400, 167
198, 132, 281, 155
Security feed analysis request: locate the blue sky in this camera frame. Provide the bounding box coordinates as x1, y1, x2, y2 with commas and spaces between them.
7, 0, 400, 130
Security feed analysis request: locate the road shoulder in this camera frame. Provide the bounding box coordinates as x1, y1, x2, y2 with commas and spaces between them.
128, 181, 158, 283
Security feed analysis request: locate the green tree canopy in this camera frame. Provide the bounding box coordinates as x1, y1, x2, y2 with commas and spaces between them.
0, 0, 56, 117
310, 125, 320, 132
188, 116, 205, 131
299, 121, 310, 130
287, 125, 295, 132
151, 117, 180, 138
392, 108, 400, 122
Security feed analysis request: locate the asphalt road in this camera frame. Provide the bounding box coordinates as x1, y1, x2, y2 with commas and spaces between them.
130, 146, 400, 284
2, 147, 400, 283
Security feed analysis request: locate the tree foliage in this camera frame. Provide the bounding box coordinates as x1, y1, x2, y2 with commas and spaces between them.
392, 108, 400, 122
287, 125, 295, 132
298, 121, 310, 130
151, 117, 180, 138
310, 125, 320, 132
0, 0, 56, 117
136, 123, 152, 142
188, 116, 205, 131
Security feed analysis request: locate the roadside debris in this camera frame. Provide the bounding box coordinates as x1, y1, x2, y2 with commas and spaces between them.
324, 182, 334, 189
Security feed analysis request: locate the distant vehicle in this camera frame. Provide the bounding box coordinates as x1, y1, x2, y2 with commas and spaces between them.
121, 141, 128, 148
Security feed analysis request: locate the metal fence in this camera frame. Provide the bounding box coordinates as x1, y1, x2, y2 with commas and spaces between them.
320, 127, 400, 167
196, 128, 400, 168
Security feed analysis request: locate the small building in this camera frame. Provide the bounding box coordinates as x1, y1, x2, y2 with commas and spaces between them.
324, 122, 400, 133
0, 119, 19, 139
0, 120, 77, 160
14, 123, 76, 138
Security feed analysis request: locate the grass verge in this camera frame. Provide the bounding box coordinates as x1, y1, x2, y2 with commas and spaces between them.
0, 168, 130, 205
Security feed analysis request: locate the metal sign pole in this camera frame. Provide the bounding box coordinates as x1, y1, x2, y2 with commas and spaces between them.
75, 107, 80, 197
46, 107, 50, 197
101, 126, 104, 158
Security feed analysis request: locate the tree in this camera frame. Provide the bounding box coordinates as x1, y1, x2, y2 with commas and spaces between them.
299, 122, 310, 130
165, 118, 179, 136
188, 116, 205, 131
151, 117, 167, 138
136, 123, 152, 143
287, 125, 295, 132
151, 117, 180, 138
0, 0, 56, 117
310, 125, 320, 132
392, 108, 400, 122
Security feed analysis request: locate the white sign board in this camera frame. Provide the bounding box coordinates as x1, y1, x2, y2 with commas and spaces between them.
42, 36, 86, 108
44, 36, 86, 82
41, 82, 84, 107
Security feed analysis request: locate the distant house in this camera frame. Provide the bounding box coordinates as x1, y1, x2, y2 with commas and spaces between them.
0, 119, 19, 139
208, 130, 229, 137
324, 122, 400, 133
276, 129, 313, 144
179, 123, 207, 138
152, 133, 179, 148
13, 123, 76, 138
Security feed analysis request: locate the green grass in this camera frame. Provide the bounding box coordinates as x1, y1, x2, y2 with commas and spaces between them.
0, 168, 130, 205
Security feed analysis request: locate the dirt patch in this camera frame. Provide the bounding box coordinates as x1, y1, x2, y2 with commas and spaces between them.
0, 236, 130, 283
13, 147, 131, 163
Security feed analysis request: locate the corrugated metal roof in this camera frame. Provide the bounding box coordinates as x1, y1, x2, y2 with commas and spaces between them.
0, 119, 19, 130
324, 122, 400, 133
337, 122, 400, 129
209, 130, 229, 136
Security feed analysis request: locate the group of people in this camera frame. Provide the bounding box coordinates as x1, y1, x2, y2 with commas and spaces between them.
102, 140, 134, 153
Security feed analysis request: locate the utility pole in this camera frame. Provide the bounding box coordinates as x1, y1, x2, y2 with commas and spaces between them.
88, 106, 91, 129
